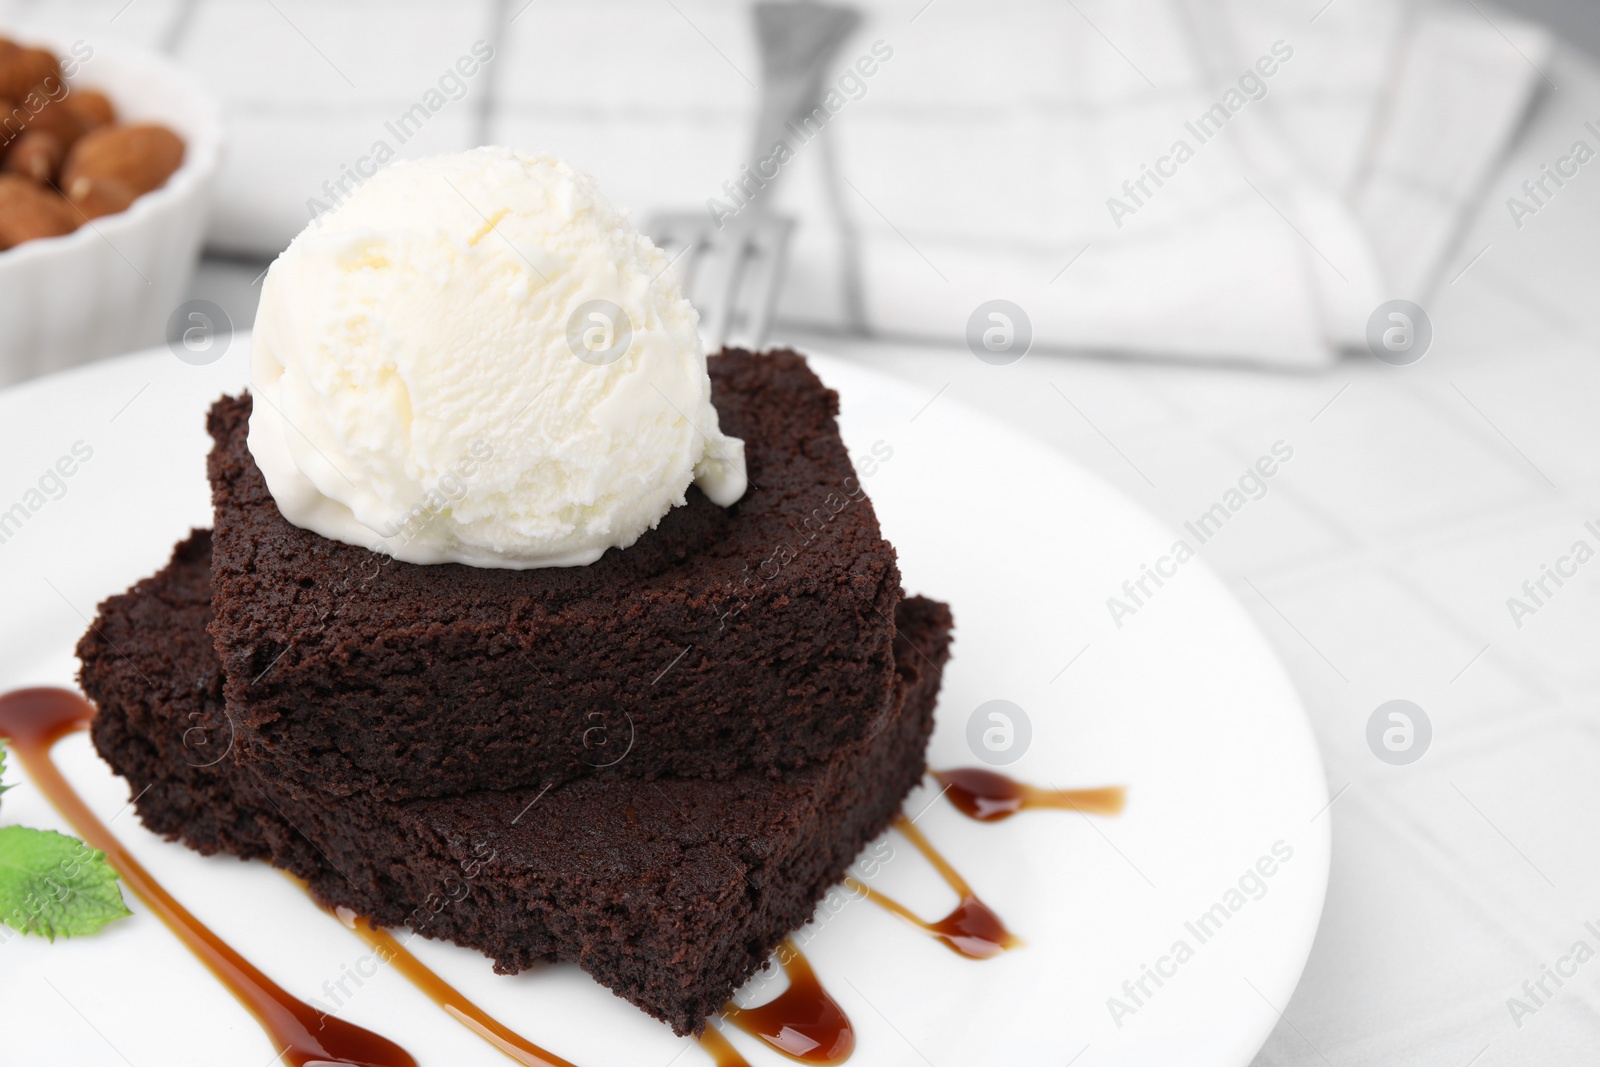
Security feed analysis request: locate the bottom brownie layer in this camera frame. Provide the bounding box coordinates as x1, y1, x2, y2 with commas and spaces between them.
79, 531, 953, 1035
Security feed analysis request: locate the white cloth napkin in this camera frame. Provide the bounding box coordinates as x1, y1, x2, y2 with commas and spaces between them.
2, 0, 1552, 367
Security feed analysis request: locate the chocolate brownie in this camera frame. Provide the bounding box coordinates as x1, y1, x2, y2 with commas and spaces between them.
79, 531, 323, 874
80, 532, 954, 1035
207, 349, 904, 800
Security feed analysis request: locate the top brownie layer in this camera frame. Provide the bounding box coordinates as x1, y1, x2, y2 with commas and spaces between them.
207, 349, 904, 800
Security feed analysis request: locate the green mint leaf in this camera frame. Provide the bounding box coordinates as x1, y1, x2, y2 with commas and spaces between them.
0, 825, 130, 940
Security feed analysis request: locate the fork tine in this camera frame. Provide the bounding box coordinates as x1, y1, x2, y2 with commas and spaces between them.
690, 221, 750, 352
728, 215, 794, 351
644, 212, 707, 287
641, 211, 795, 354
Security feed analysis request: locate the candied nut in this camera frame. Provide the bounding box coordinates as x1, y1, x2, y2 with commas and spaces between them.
63, 87, 115, 129
65, 173, 135, 219
0, 45, 60, 102
2, 129, 63, 183
0, 172, 77, 249
62, 123, 184, 197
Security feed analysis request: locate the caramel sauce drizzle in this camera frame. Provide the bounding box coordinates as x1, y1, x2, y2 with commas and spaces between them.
845, 815, 1020, 960
318, 895, 579, 1067
0, 684, 1121, 1067
0, 687, 417, 1067
696, 1025, 752, 1067
720, 939, 853, 1064
932, 767, 1126, 823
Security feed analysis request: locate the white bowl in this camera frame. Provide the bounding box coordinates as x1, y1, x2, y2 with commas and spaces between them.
0, 32, 223, 387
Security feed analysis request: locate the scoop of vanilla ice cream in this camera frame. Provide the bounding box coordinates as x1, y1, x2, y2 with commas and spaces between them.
247, 147, 746, 569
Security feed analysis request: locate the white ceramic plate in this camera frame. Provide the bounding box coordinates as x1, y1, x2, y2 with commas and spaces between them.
0, 341, 1328, 1067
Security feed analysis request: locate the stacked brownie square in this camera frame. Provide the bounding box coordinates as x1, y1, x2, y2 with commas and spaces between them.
78, 349, 954, 1035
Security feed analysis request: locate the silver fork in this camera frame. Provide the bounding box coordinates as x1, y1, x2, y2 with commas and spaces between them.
646, 1, 860, 352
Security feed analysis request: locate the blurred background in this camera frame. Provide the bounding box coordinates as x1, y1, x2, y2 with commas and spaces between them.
3, 0, 1600, 1062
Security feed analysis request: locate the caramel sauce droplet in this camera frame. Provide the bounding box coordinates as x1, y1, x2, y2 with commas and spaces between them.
845, 816, 1021, 960
931, 767, 1125, 822
721, 940, 854, 1064
0, 688, 417, 1067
